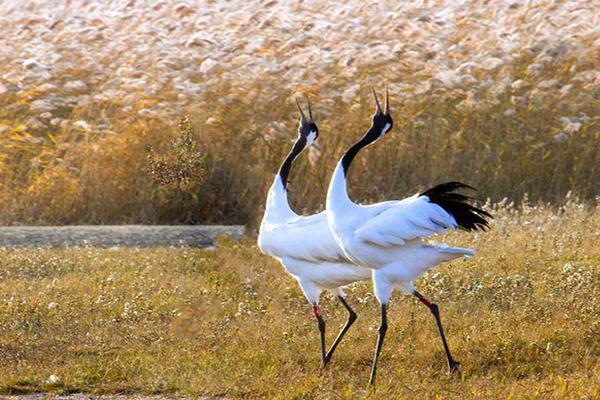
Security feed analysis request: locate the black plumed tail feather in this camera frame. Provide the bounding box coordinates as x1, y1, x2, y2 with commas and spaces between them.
420, 181, 492, 231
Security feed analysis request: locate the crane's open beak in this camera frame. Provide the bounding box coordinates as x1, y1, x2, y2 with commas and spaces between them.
305, 95, 313, 121
295, 95, 314, 123
385, 85, 390, 116
295, 97, 307, 123
372, 86, 391, 116
372, 87, 383, 115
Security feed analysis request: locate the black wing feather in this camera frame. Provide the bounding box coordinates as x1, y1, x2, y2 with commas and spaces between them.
420, 181, 492, 231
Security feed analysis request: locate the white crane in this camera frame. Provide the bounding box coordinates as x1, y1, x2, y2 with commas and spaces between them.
325, 88, 492, 386
257, 96, 372, 368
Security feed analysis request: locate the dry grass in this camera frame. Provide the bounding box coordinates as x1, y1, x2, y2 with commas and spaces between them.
1, 1, 600, 226
1, 3, 599, 398
1, 200, 599, 399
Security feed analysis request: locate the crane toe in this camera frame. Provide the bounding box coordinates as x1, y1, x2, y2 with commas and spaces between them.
448, 359, 461, 376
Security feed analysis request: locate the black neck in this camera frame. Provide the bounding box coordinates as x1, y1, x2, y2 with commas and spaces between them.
278, 136, 306, 189
341, 126, 378, 176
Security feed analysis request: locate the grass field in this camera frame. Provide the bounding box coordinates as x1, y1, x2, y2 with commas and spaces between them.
1, 201, 599, 399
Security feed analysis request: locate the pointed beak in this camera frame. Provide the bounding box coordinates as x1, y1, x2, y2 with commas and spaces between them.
372, 87, 383, 115
305, 95, 313, 122
295, 97, 307, 123
384, 86, 390, 116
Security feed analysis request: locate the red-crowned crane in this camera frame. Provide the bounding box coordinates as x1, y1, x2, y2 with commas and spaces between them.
325, 88, 492, 386
258, 97, 371, 368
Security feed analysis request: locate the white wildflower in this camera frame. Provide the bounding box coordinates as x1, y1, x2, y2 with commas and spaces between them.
46, 375, 60, 384
563, 262, 575, 272
563, 122, 581, 134
123, 302, 131, 317
47, 302, 58, 310
553, 132, 568, 143
73, 120, 91, 132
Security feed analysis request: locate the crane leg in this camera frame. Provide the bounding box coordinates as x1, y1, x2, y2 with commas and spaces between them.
324, 296, 357, 365
368, 303, 388, 387
413, 290, 461, 375
312, 305, 327, 368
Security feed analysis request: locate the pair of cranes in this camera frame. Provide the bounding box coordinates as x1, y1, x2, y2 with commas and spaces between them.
257, 88, 491, 386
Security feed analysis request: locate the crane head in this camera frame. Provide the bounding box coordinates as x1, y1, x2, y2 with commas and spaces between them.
369, 86, 393, 140
295, 95, 319, 148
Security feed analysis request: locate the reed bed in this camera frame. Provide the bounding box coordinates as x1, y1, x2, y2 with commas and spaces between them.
1, 0, 599, 226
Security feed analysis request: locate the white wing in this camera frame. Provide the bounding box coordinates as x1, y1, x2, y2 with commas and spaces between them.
355, 194, 457, 247
260, 211, 351, 263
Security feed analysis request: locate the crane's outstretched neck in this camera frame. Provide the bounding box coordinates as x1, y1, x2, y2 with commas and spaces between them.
341, 135, 372, 177
327, 128, 378, 213
263, 137, 307, 222
327, 88, 392, 216
278, 138, 306, 190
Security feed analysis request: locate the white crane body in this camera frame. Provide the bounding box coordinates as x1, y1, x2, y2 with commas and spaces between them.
258, 177, 371, 304
324, 88, 491, 386
257, 97, 372, 368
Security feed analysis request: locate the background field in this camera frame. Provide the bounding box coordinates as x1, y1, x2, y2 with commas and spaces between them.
1, 0, 600, 227
1, 202, 599, 399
